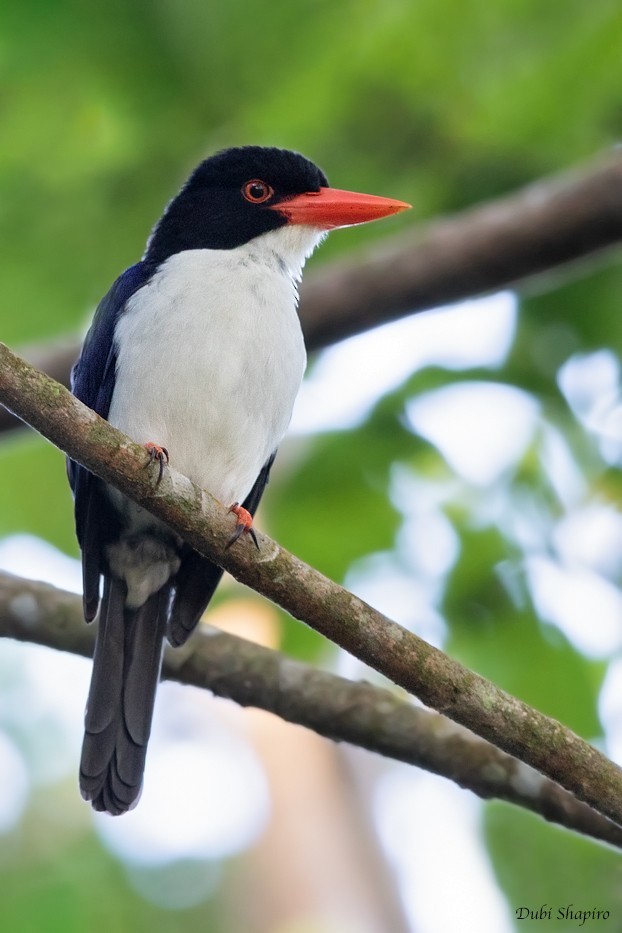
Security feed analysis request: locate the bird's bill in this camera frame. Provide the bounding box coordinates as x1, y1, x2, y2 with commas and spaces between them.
272, 187, 411, 229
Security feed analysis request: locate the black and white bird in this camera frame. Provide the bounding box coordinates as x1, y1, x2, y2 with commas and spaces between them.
68, 146, 410, 815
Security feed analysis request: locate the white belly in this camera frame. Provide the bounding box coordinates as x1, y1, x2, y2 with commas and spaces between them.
107, 246, 307, 508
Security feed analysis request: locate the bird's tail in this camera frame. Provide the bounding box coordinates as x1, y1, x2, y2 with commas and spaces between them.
79, 575, 168, 815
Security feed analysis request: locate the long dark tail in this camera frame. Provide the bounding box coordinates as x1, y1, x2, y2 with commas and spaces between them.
79, 576, 168, 815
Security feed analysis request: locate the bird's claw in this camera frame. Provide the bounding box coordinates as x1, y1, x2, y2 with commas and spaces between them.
226, 503, 259, 550
143, 442, 169, 485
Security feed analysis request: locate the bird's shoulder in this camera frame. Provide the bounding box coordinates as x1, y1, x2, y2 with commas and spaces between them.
71, 261, 154, 416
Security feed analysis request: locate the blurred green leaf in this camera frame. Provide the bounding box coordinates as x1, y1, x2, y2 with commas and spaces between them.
0, 809, 225, 932
0, 435, 75, 554
485, 803, 622, 930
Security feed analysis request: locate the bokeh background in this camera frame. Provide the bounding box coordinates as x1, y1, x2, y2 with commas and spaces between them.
1, 1, 622, 930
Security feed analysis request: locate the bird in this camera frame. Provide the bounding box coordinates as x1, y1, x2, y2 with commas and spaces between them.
68, 145, 410, 815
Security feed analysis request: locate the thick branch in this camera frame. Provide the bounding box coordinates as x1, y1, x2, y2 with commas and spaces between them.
2, 151, 622, 434
1, 343, 622, 830
2, 570, 621, 849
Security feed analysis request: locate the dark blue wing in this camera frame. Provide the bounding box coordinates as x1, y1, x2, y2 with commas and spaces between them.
70, 262, 152, 418
68, 262, 152, 620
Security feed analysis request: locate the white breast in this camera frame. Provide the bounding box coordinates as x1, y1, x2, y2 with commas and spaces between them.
108, 226, 321, 510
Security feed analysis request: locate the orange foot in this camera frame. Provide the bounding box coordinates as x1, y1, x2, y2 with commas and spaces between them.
226, 503, 259, 550
143, 442, 169, 485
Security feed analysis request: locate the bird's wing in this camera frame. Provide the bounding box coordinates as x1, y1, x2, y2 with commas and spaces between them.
167, 452, 277, 647
68, 262, 152, 620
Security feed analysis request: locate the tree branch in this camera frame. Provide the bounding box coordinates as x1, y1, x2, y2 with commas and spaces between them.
1, 342, 621, 830
301, 149, 622, 349
2, 150, 622, 434
2, 569, 621, 849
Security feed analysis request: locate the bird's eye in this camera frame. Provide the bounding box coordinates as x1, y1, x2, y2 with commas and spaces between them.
242, 179, 274, 203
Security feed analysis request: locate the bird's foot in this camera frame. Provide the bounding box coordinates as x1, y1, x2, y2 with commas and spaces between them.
226, 503, 259, 550
143, 442, 169, 485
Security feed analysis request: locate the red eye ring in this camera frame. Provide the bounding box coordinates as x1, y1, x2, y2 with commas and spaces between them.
242, 179, 274, 203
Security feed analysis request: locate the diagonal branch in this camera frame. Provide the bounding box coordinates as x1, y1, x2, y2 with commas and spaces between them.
1, 341, 622, 829
2, 569, 621, 849
2, 150, 622, 435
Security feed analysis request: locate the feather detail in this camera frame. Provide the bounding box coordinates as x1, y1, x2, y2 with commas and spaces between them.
80, 576, 168, 815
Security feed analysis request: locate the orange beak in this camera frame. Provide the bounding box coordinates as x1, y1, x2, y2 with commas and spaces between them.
271, 186, 411, 229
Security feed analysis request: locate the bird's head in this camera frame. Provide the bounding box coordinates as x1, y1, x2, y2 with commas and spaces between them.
144, 146, 410, 266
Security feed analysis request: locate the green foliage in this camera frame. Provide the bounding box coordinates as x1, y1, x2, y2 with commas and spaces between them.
0, 435, 75, 552
486, 804, 622, 928
2, 0, 622, 927
0, 814, 223, 933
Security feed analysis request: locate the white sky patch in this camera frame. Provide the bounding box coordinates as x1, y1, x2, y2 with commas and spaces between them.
5, 643, 90, 784
406, 383, 539, 485
558, 350, 620, 428
558, 350, 622, 462
389, 464, 460, 580
0, 534, 82, 593
291, 292, 517, 434
553, 504, 622, 580
396, 509, 459, 582
526, 556, 622, 658
375, 767, 513, 933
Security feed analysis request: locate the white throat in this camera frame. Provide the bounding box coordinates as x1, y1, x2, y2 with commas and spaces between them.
243, 223, 327, 283
108, 223, 325, 523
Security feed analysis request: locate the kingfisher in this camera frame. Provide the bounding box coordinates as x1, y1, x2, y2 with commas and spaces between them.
68, 145, 410, 814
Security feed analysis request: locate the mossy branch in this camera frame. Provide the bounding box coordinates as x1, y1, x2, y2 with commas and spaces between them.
2, 570, 621, 849
1, 341, 622, 831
